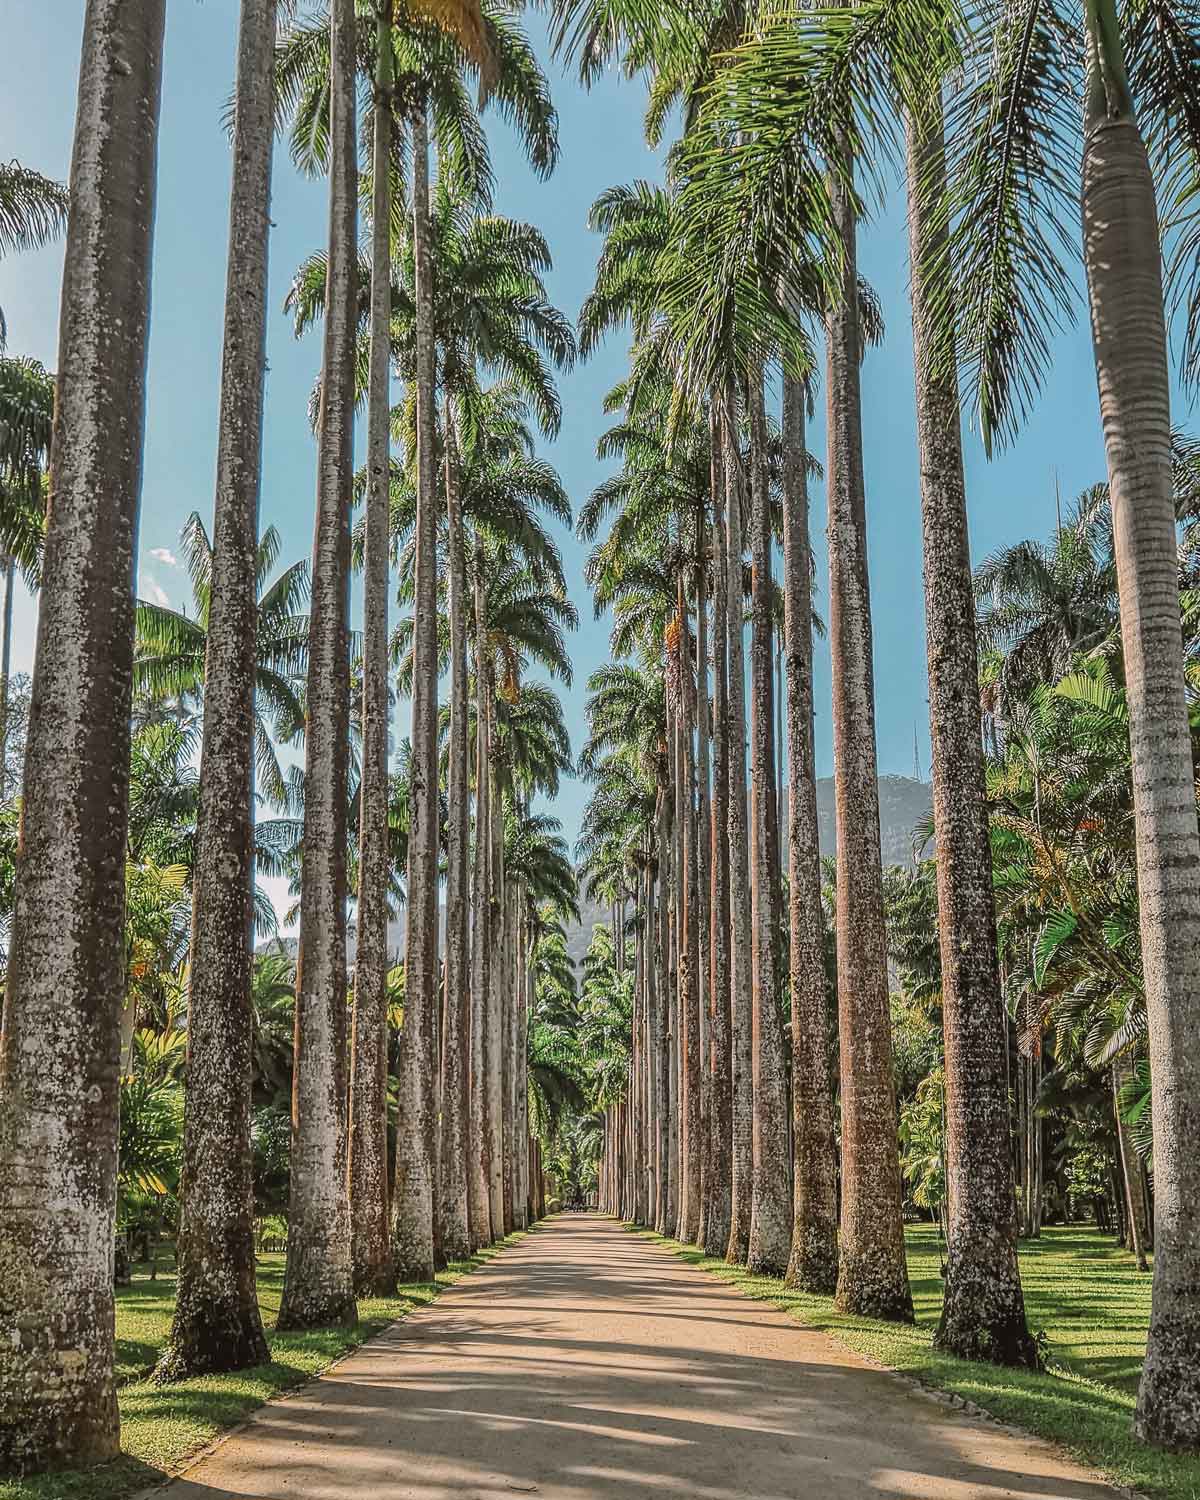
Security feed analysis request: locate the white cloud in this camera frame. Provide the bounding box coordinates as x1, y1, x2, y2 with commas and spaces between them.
149, 547, 178, 567
140, 575, 169, 607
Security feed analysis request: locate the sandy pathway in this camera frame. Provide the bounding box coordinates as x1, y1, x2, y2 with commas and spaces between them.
157, 1214, 1120, 1500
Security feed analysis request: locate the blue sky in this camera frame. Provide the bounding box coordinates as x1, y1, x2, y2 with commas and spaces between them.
1, 3, 1137, 872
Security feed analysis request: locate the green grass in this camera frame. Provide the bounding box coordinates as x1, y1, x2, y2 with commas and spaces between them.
1, 1238, 523, 1500
644, 1222, 1200, 1500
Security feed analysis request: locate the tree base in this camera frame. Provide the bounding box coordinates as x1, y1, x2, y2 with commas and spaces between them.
836, 1249, 914, 1323
1136, 1314, 1200, 1452
786, 1235, 839, 1296
155, 1287, 269, 1383
275, 1289, 357, 1332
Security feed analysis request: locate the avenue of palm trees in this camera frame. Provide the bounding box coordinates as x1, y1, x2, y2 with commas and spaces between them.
2, 0, 1200, 1485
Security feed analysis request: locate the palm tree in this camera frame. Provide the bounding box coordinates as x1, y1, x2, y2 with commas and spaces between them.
746, 369, 790, 1277
780, 375, 838, 1295
0, 0, 166, 1471
348, 0, 399, 1301
953, 3, 1200, 1435
0, 159, 68, 348
277, 0, 359, 1332
134, 514, 309, 805
905, 92, 1036, 1366
0, 353, 54, 798
155, 0, 278, 1381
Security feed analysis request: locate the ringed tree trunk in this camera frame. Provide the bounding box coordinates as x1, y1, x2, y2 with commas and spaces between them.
439, 405, 472, 1262
654, 786, 672, 1233
694, 525, 713, 1248
780, 374, 839, 1295
0, 555, 14, 798
678, 579, 702, 1243
746, 368, 792, 1277
826, 168, 913, 1323
278, 0, 359, 1332
723, 388, 754, 1267
469, 552, 493, 1248
705, 403, 733, 1257
348, 1, 397, 1299
157, 0, 277, 1378
1080, 5, 1200, 1448
0, 0, 165, 1470
487, 705, 506, 1238
907, 102, 1035, 1366
392, 96, 439, 1284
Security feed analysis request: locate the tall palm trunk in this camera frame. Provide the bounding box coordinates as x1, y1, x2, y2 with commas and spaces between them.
747, 370, 791, 1277
501, 880, 516, 1232
348, 2, 397, 1300
1079, 2, 1200, 1448
439, 407, 472, 1262
656, 745, 676, 1233
826, 168, 913, 1323
469, 555, 493, 1247
643, 854, 659, 1219
705, 403, 733, 1257
678, 580, 702, 1243
514, 897, 530, 1229
694, 525, 713, 1247
278, 0, 359, 1333
907, 103, 1034, 1365
780, 375, 839, 1295
0, 555, 14, 799
723, 389, 754, 1266
0, 0, 165, 1469
487, 756, 506, 1237
392, 97, 439, 1283
159, 0, 277, 1377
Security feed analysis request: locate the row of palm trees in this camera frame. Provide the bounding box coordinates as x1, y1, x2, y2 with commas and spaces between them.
0, 0, 583, 1475
563, 0, 1200, 1454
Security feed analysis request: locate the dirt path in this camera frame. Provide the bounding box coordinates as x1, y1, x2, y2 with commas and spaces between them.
158, 1214, 1119, 1500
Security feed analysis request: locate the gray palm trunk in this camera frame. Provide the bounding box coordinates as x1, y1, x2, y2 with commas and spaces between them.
678, 580, 703, 1243
501, 880, 516, 1232
746, 371, 792, 1277
469, 559, 494, 1247
907, 105, 1034, 1365
158, 0, 276, 1378
826, 171, 913, 1323
654, 787, 672, 1233
278, 0, 358, 1333
723, 391, 754, 1266
705, 405, 734, 1257
487, 761, 506, 1237
657, 724, 677, 1234
0, 0, 165, 1470
694, 526, 713, 1246
392, 97, 439, 1283
0, 555, 14, 798
348, 14, 397, 1300
514, 897, 530, 1229
1076, 1, 1200, 1450
439, 409, 472, 1262
780, 375, 839, 1295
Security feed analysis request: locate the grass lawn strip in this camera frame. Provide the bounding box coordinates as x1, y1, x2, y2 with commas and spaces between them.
0, 1234, 525, 1500
641, 1224, 1200, 1500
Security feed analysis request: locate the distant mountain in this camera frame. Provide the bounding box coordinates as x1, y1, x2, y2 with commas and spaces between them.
560, 776, 933, 975
816, 773, 933, 870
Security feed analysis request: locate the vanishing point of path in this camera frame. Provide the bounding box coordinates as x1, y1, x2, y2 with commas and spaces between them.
158, 1215, 1119, 1500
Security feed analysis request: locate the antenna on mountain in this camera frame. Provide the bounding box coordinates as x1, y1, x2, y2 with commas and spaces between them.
1055, 467, 1063, 537
913, 723, 922, 782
